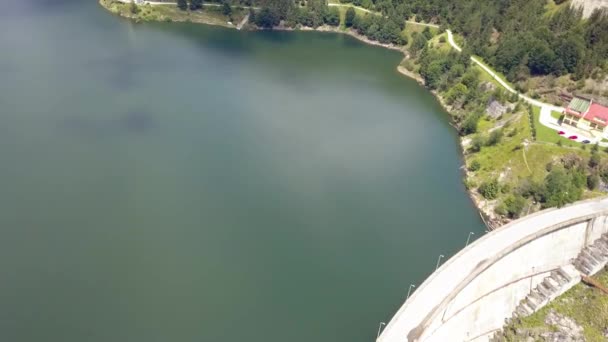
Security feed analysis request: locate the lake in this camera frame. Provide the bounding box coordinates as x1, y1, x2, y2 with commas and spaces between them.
0, 1, 484, 341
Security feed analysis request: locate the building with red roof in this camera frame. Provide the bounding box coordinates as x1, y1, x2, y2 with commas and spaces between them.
562, 96, 608, 134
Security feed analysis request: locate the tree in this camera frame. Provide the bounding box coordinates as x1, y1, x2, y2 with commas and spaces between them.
496, 195, 526, 218
487, 129, 503, 146
479, 179, 500, 200
589, 151, 601, 168
446, 83, 468, 104
410, 32, 428, 55
223, 2, 232, 17
190, 0, 202, 10
255, 8, 279, 28
177, 0, 187, 10
542, 167, 583, 208
345, 7, 356, 27
422, 26, 433, 40
588, 173, 600, 190
461, 113, 481, 135
468, 160, 481, 171
324, 7, 340, 26
130, 0, 139, 14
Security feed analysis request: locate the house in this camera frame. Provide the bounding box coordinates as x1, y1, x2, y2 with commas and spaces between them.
562, 96, 608, 134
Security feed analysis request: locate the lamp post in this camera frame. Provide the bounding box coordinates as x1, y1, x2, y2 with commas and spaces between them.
435, 254, 445, 270
406, 284, 416, 300
377, 322, 386, 338
465, 232, 475, 247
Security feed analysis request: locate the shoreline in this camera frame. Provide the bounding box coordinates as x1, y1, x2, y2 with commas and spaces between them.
98, 0, 494, 228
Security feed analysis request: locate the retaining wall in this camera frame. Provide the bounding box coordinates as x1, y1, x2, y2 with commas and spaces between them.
377, 197, 608, 342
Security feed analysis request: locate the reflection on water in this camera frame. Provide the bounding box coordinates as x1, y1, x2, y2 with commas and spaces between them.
0, 1, 484, 342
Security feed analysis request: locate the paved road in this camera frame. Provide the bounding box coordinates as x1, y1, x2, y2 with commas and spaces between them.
444, 30, 608, 145
327, 3, 440, 28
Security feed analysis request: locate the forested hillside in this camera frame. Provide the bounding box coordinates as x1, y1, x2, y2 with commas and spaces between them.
253, 0, 608, 84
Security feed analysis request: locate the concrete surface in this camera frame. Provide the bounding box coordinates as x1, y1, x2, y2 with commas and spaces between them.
378, 197, 608, 342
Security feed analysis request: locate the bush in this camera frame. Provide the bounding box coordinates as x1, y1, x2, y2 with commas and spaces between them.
588, 173, 600, 190
589, 152, 601, 168
345, 7, 356, 27
542, 166, 584, 208
324, 7, 340, 26
498, 195, 527, 218
222, 2, 232, 17
461, 113, 481, 135
463, 179, 477, 190
469, 135, 485, 153
129, 0, 140, 14
479, 179, 500, 200
486, 129, 503, 146
468, 160, 481, 172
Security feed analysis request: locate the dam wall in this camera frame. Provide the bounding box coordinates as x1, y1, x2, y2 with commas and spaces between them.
377, 197, 608, 342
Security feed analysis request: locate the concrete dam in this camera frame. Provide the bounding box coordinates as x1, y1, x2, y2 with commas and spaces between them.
377, 197, 608, 342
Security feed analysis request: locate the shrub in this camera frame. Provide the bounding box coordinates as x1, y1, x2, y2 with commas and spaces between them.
469, 135, 485, 153
589, 152, 601, 168
499, 195, 527, 218
468, 160, 481, 172
486, 129, 503, 146
588, 173, 600, 190
479, 179, 500, 200
345, 7, 356, 27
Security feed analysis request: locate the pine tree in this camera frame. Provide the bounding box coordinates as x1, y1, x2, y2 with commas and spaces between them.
177, 0, 187, 10
190, 0, 202, 11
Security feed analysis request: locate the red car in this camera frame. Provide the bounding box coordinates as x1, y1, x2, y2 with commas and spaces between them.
558, 131, 565, 135
568, 135, 578, 140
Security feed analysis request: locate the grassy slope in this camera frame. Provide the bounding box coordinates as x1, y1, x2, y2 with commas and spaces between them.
467, 109, 588, 186
503, 269, 608, 342
99, 0, 245, 27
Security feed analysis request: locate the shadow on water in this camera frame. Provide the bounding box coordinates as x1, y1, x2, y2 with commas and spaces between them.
3, 0, 78, 16
84, 53, 140, 92
59, 109, 155, 139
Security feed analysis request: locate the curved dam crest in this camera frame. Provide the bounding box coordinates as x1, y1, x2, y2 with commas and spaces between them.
378, 197, 608, 342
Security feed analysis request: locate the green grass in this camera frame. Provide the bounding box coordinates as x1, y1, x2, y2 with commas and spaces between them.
532, 106, 578, 148
466, 113, 580, 185
336, 5, 373, 29
551, 110, 563, 120
544, 0, 570, 17
100, 0, 244, 27
503, 269, 608, 342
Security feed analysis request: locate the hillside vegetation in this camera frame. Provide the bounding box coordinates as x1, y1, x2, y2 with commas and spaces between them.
102, 0, 608, 223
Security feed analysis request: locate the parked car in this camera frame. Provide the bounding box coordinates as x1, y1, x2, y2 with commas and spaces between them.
582, 140, 591, 144
558, 131, 565, 135
568, 135, 578, 140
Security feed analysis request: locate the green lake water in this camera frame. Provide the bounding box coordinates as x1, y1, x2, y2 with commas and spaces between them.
0, 1, 485, 341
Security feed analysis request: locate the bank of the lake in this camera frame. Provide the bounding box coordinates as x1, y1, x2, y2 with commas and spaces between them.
99, 0, 495, 222
0, 1, 486, 341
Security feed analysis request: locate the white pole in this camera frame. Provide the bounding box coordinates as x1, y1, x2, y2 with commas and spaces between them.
465, 232, 475, 247
406, 284, 416, 300
435, 254, 445, 270
377, 322, 386, 338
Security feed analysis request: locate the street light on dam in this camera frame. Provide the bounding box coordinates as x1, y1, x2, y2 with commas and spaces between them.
465, 231, 475, 247
377, 322, 386, 338
435, 254, 445, 270
406, 284, 416, 300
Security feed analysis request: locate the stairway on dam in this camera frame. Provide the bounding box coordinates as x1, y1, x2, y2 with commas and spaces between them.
512, 233, 608, 320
